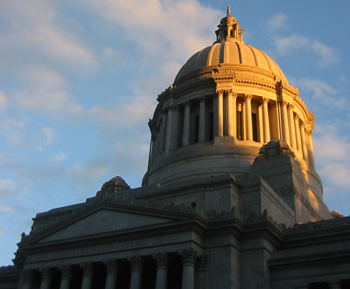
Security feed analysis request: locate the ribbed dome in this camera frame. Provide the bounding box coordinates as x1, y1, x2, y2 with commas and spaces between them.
174, 41, 288, 84
174, 8, 287, 85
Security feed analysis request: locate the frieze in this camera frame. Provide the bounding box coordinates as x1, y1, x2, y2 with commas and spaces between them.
54, 239, 149, 260
96, 195, 196, 215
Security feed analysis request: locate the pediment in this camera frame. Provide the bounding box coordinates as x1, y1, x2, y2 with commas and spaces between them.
36, 206, 187, 244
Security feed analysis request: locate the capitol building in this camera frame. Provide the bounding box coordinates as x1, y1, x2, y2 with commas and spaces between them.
0, 8, 349, 289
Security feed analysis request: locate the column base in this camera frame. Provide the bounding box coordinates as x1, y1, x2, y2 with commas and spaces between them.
214, 136, 236, 145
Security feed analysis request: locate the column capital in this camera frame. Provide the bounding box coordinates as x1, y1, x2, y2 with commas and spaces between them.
287, 102, 294, 109
195, 254, 210, 272
153, 253, 168, 269
104, 259, 119, 274
199, 95, 206, 102
262, 96, 269, 103
22, 269, 34, 283
305, 128, 312, 135
40, 267, 52, 281
281, 100, 289, 106
128, 255, 143, 272
244, 94, 253, 100
179, 249, 198, 267
59, 265, 71, 279
81, 262, 94, 277
215, 89, 224, 95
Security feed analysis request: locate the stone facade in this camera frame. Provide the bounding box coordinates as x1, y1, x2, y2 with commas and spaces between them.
1, 7, 349, 289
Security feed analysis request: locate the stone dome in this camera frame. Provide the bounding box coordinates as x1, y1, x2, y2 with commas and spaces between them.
174, 41, 288, 85
174, 7, 287, 85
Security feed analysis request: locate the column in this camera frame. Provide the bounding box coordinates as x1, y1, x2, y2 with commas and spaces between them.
81, 262, 94, 289
198, 97, 206, 142
300, 123, 309, 162
153, 253, 168, 289
104, 259, 119, 289
180, 249, 197, 289
294, 115, 302, 152
129, 256, 142, 289
242, 101, 246, 140
59, 265, 71, 289
214, 90, 224, 137
182, 102, 190, 146
245, 94, 253, 140
22, 269, 33, 289
39, 267, 52, 289
227, 91, 236, 138
287, 103, 296, 148
281, 101, 290, 144
306, 129, 315, 169
232, 92, 237, 138
262, 97, 270, 143
165, 104, 174, 152
161, 111, 167, 151
172, 106, 180, 150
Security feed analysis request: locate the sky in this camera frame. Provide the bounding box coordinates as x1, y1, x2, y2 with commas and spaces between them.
0, 0, 349, 266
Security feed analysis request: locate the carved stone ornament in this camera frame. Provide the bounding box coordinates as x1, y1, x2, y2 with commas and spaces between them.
179, 249, 198, 266
81, 262, 94, 277
104, 259, 119, 274
153, 253, 168, 269
40, 267, 52, 281
22, 269, 33, 283
196, 255, 210, 271
60, 265, 71, 279
128, 255, 143, 271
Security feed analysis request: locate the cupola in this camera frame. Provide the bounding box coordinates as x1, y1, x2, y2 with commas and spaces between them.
143, 8, 318, 191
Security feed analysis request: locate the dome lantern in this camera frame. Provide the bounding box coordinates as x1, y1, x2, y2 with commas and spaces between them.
215, 6, 243, 43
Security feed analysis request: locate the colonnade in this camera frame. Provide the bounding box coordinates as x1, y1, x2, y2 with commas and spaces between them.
150, 90, 315, 167
20, 250, 209, 289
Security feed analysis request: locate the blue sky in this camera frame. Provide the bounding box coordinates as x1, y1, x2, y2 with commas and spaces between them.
0, 1, 349, 266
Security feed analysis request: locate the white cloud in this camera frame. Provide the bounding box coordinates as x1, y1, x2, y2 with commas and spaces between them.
42, 127, 56, 147
0, 91, 7, 107
24, 25, 97, 68
13, 67, 82, 116
266, 13, 288, 32
51, 153, 67, 162
87, 0, 220, 60
0, 179, 15, 196
272, 35, 338, 66
314, 125, 350, 190
69, 164, 108, 183
0, 0, 97, 70
0, 205, 12, 214
291, 78, 336, 100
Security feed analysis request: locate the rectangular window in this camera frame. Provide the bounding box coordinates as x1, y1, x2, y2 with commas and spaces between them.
195, 115, 199, 143
252, 113, 258, 142
237, 111, 243, 140
209, 112, 214, 141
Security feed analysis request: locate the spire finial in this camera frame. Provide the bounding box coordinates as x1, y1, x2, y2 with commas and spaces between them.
227, 6, 232, 17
